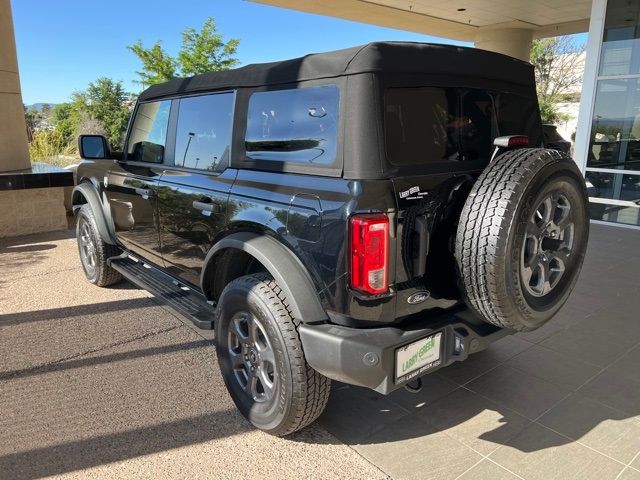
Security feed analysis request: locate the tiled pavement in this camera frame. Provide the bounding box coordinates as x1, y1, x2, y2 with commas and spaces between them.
0, 223, 639, 479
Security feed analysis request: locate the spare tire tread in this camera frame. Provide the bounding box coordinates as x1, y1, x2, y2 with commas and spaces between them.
455, 148, 583, 331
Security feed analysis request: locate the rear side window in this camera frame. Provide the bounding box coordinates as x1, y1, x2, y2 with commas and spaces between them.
174, 92, 234, 171
494, 92, 542, 144
127, 100, 171, 163
385, 87, 540, 166
245, 85, 339, 165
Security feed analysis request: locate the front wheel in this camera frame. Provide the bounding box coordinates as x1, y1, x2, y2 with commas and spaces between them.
76, 204, 122, 287
214, 273, 331, 436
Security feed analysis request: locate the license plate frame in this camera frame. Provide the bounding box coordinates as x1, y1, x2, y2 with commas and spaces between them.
395, 332, 443, 383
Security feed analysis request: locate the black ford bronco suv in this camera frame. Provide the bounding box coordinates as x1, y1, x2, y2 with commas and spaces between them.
72, 42, 589, 436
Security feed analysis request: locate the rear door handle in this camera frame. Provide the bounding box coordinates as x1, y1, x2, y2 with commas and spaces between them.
135, 187, 155, 199
193, 199, 223, 214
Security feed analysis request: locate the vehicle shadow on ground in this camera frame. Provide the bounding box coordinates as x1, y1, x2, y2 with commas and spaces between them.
0, 230, 75, 288
312, 313, 640, 456
0, 338, 213, 381
0, 297, 158, 327
0, 410, 249, 480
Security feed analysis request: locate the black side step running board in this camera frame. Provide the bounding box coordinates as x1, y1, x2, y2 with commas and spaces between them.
108, 253, 215, 330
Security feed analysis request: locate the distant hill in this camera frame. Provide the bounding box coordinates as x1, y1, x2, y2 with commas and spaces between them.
25, 103, 57, 112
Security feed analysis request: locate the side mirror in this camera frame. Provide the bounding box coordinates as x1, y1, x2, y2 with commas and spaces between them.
79, 135, 110, 159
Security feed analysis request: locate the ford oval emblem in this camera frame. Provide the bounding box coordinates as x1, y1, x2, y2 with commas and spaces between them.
407, 291, 430, 305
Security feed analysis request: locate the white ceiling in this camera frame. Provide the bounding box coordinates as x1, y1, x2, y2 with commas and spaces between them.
250, 0, 592, 41
365, 0, 592, 28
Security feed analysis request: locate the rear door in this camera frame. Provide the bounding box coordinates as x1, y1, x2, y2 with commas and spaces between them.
106, 100, 172, 265
157, 91, 237, 287
383, 85, 541, 313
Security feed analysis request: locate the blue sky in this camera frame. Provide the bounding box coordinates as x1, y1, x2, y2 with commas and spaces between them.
12, 0, 470, 104
12, 0, 587, 105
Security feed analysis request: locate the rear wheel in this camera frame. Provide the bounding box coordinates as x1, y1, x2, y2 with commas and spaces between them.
455, 148, 589, 331
215, 273, 330, 436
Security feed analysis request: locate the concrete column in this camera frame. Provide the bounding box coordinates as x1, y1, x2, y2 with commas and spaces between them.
0, 0, 30, 172
474, 28, 534, 62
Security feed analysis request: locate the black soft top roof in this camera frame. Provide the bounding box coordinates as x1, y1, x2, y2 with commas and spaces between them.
138, 41, 535, 102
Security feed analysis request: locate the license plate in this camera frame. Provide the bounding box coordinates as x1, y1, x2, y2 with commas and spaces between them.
395, 332, 442, 383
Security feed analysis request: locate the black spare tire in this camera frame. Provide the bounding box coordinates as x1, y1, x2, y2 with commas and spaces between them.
455, 148, 589, 331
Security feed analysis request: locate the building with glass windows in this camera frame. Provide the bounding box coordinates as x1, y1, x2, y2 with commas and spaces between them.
582, 0, 640, 227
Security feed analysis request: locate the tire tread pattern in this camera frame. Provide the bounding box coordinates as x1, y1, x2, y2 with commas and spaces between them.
225, 273, 331, 436
454, 148, 578, 331
78, 204, 122, 287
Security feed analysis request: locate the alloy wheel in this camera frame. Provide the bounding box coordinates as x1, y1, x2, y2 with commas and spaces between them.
227, 311, 277, 403
79, 219, 97, 276
521, 191, 575, 297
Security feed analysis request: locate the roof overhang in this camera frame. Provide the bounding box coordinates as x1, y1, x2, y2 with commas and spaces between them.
249, 0, 591, 41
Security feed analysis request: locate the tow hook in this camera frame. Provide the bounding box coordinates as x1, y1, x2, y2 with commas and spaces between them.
404, 377, 423, 394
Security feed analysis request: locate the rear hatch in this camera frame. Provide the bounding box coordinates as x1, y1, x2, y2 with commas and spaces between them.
383, 85, 543, 318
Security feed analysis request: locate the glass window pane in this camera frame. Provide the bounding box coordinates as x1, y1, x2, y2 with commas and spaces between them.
127, 101, 171, 163
586, 171, 640, 226
175, 93, 234, 171
599, 0, 640, 76
496, 92, 543, 146
459, 89, 495, 162
385, 87, 454, 164
245, 85, 339, 165
588, 79, 640, 171
384, 87, 540, 166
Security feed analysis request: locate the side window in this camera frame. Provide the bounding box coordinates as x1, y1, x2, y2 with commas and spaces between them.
127, 100, 171, 163
174, 92, 234, 171
245, 85, 340, 165
384, 87, 496, 165
459, 89, 496, 162
494, 92, 543, 146
385, 87, 460, 164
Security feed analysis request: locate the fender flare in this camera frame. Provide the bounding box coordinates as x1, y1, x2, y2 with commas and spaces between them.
72, 182, 117, 245
201, 231, 327, 323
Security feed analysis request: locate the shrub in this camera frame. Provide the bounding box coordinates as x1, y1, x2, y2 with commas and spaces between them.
29, 129, 78, 167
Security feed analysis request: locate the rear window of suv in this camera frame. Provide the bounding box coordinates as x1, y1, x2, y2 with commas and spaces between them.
245, 85, 340, 166
384, 87, 541, 166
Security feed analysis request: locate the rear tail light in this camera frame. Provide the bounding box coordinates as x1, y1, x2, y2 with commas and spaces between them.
350, 214, 389, 295
493, 135, 529, 148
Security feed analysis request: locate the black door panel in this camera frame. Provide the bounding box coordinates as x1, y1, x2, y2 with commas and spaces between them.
106, 163, 164, 265
157, 168, 238, 287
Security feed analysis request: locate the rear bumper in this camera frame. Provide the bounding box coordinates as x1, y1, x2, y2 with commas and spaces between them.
299, 312, 511, 394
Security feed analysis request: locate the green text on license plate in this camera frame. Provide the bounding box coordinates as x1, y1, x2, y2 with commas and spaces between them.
395, 332, 442, 383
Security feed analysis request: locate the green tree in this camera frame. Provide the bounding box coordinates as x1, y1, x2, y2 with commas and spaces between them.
24, 106, 43, 140
83, 77, 132, 148
51, 101, 82, 142
50, 78, 131, 149
40, 103, 52, 120
128, 17, 239, 87
530, 36, 585, 124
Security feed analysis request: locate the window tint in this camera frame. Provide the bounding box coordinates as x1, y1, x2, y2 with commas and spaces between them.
494, 92, 541, 143
174, 93, 234, 171
127, 100, 171, 163
245, 85, 339, 165
385, 87, 540, 166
